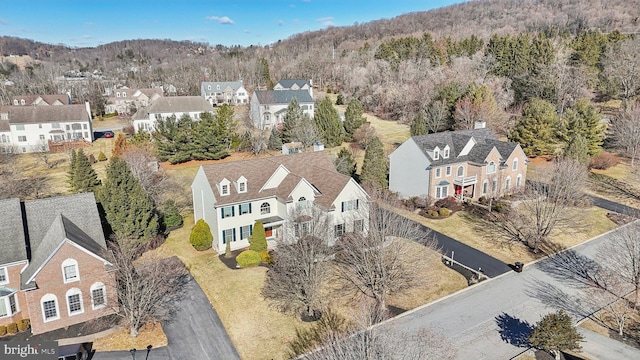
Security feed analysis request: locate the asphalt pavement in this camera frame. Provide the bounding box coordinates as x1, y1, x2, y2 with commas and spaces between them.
589, 194, 640, 216
423, 225, 513, 277
375, 224, 640, 360
93, 274, 239, 360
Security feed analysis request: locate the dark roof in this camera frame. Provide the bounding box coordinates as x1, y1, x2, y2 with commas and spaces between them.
145, 96, 214, 114
254, 90, 313, 105
21, 193, 108, 288
201, 81, 244, 92
276, 80, 311, 89
2, 105, 89, 124
199, 152, 352, 210
0, 198, 28, 264
411, 128, 518, 165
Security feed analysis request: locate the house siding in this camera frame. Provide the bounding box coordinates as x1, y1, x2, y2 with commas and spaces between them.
0, 261, 28, 327
389, 138, 431, 199
24, 242, 116, 335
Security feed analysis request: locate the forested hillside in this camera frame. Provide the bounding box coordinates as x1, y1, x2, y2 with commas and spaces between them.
1, 0, 639, 154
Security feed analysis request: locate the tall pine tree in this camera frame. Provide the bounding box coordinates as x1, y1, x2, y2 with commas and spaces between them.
268, 126, 282, 150
68, 149, 101, 193
410, 111, 428, 136
152, 114, 195, 164
314, 97, 344, 147
509, 98, 559, 156
192, 112, 228, 160
281, 98, 304, 143
558, 99, 604, 156
360, 136, 388, 189
334, 148, 357, 178
343, 98, 366, 138
98, 157, 159, 243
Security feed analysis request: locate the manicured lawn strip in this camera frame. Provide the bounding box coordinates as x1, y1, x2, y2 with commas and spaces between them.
92, 322, 167, 351
390, 206, 616, 265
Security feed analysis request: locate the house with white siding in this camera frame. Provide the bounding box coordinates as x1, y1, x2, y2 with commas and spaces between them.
132, 96, 214, 132
0, 102, 93, 153
249, 90, 314, 130
201, 81, 249, 106
191, 152, 368, 252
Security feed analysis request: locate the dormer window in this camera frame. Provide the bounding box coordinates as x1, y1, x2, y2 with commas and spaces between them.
13, 100, 18, 105
208, 85, 211, 90
116, 92, 120, 97
433, 149, 440, 160
122, 92, 127, 97
236, 176, 247, 193
217, 85, 220, 90
443, 147, 450, 158
220, 178, 231, 196
20, 99, 25, 105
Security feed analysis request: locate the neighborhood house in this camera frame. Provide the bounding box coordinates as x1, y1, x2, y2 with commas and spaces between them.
0, 193, 117, 335
200, 81, 249, 106
132, 96, 214, 132
191, 152, 368, 252
389, 126, 527, 201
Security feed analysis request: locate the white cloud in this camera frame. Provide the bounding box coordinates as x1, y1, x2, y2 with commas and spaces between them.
207, 16, 235, 25
316, 16, 334, 27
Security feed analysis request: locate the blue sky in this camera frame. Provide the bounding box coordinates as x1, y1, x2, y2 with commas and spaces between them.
0, 0, 464, 48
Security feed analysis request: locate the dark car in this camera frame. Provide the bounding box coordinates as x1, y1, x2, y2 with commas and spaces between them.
104, 131, 114, 138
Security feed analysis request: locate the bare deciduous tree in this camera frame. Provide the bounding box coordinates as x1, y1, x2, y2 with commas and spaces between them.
487, 158, 587, 252
262, 204, 333, 319
603, 38, 640, 99
33, 140, 53, 169
331, 191, 436, 314
424, 100, 449, 133
610, 102, 640, 167
597, 222, 640, 308
106, 239, 188, 337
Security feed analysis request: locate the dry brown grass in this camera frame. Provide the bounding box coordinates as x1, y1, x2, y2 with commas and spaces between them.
391, 206, 616, 264
142, 214, 467, 360
93, 116, 130, 129
92, 322, 167, 351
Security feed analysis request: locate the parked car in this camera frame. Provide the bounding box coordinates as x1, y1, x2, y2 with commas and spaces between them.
58, 342, 92, 360
104, 131, 114, 138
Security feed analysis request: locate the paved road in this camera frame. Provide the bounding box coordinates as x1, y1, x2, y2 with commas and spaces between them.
424, 225, 513, 278
590, 195, 640, 216
376, 225, 640, 360
93, 274, 239, 360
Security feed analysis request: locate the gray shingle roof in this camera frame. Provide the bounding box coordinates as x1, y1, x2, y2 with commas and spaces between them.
201, 81, 244, 92
2, 105, 90, 124
0, 198, 28, 264
276, 80, 311, 89
199, 152, 351, 210
11, 95, 70, 106
146, 96, 214, 114
411, 128, 517, 165
254, 90, 313, 105
21, 193, 108, 288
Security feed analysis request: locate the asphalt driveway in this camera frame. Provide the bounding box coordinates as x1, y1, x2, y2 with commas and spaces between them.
93, 273, 239, 360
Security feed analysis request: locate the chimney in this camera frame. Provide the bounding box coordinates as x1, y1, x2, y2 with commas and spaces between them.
308, 79, 313, 97
85, 101, 92, 119
474, 120, 486, 129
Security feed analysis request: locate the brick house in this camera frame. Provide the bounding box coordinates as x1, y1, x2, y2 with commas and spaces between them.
389, 127, 527, 201
191, 152, 369, 252
0, 193, 116, 335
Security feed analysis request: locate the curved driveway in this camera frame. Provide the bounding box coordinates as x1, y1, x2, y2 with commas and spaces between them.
93, 274, 239, 360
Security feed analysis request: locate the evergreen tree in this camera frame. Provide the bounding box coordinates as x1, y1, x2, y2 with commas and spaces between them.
268, 126, 282, 150
558, 99, 604, 156
192, 112, 228, 160
152, 114, 195, 164
360, 136, 388, 189
112, 133, 129, 157
336, 93, 345, 105
410, 111, 428, 136
214, 104, 237, 151
249, 220, 268, 252
67, 149, 78, 189
190, 219, 213, 251
529, 310, 583, 360
282, 98, 304, 143
509, 98, 559, 156
563, 134, 590, 165
334, 148, 356, 178
99, 157, 159, 243
257, 58, 274, 90
313, 97, 345, 147
343, 98, 366, 138
68, 149, 100, 193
